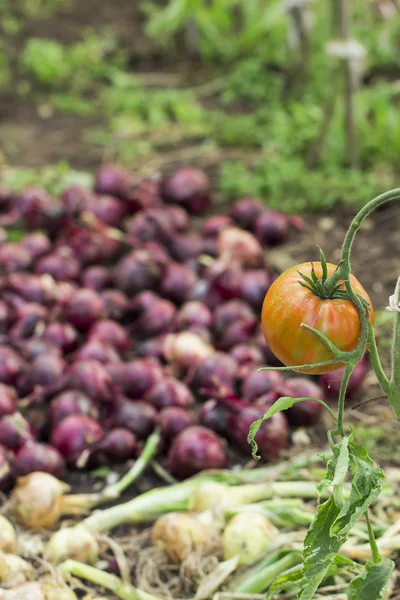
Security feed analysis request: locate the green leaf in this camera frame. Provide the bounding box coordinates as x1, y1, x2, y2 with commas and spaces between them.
266, 565, 305, 599
349, 559, 395, 600
248, 396, 337, 459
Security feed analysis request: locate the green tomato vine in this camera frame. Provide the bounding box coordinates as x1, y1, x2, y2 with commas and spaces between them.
249, 187, 400, 599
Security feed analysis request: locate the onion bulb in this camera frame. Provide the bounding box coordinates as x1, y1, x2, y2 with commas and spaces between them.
45, 526, 99, 565
0, 581, 78, 600
223, 512, 278, 566
151, 512, 215, 563
0, 516, 16, 553
163, 332, 214, 374
11, 472, 70, 529
0, 552, 34, 588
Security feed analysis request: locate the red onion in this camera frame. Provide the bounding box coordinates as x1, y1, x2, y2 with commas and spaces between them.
0, 444, 13, 491
255, 211, 289, 246
13, 186, 55, 229
199, 399, 230, 437
123, 177, 163, 213
82, 266, 112, 291
19, 338, 62, 361
186, 325, 213, 343
217, 228, 263, 267
127, 290, 159, 319
51, 414, 104, 465
254, 326, 283, 366
75, 339, 120, 364
166, 426, 227, 478
319, 358, 367, 399
201, 237, 218, 258
0, 412, 34, 451
160, 167, 211, 215
8, 302, 47, 341
12, 441, 65, 478
0, 300, 10, 333
0, 384, 16, 418
165, 206, 189, 232
94, 164, 131, 196
108, 359, 162, 399
190, 352, 238, 399
61, 185, 94, 215
58, 225, 121, 266
177, 301, 212, 330
91, 428, 138, 466
239, 270, 270, 310
213, 300, 255, 338
50, 390, 99, 428
101, 289, 128, 320
231, 344, 264, 366
217, 317, 257, 351
242, 370, 284, 402
190, 278, 224, 310
282, 378, 324, 427
19, 354, 66, 395
114, 249, 164, 296
112, 399, 158, 439
168, 233, 203, 263
230, 197, 265, 229
209, 265, 243, 301
20, 233, 51, 258
61, 288, 105, 331
146, 377, 193, 410
0, 243, 32, 272
87, 194, 126, 227
133, 298, 177, 339
89, 320, 131, 353
159, 263, 197, 305
125, 209, 173, 244
6, 273, 57, 305
136, 335, 168, 361
159, 407, 196, 446
201, 215, 233, 238
42, 322, 79, 353
36, 252, 80, 282
0, 346, 26, 385
229, 404, 289, 461
163, 332, 214, 375
69, 360, 115, 404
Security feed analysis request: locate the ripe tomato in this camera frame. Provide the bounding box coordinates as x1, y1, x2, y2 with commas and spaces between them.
261, 262, 374, 374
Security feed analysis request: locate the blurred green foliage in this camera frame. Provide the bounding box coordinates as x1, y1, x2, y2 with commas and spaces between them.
1, 0, 400, 211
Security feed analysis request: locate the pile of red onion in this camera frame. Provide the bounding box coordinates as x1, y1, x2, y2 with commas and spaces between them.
0, 165, 367, 485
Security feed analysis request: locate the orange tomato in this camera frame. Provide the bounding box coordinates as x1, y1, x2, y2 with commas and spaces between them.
261, 262, 374, 375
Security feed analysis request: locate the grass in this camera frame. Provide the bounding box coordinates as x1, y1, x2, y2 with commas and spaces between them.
1, 0, 400, 211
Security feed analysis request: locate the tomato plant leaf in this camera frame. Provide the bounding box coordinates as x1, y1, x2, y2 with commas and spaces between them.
349, 559, 395, 600
248, 396, 337, 459
266, 565, 305, 599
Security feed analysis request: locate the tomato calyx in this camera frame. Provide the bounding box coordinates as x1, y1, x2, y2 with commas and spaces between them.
297, 251, 344, 300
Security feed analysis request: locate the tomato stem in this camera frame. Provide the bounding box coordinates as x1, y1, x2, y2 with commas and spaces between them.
365, 510, 382, 564
387, 278, 400, 420
367, 321, 389, 394
333, 362, 355, 438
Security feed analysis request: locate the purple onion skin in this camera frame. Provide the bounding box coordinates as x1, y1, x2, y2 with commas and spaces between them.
42, 322, 79, 353
168, 234, 203, 263
159, 263, 197, 305
36, 253, 80, 282
0, 445, 13, 492
18, 354, 66, 395
50, 391, 99, 428
123, 178, 162, 213
0, 301, 10, 333
8, 302, 47, 341
255, 211, 288, 246
165, 206, 189, 232
82, 266, 112, 291
159, 407, 196, 447
146, 377, 193, 410
101, 289, 128, 320
0, 384, 16, 418
242, 370, 284, 402
12, 441, 65, 478
161, 167, 211, 215
62, 288, 105, 331
199, 399, 230, 437
19, 338, 62, 361
136, 335, 167, 362
319, 359, 367, 399
254, 327, 284, 367
89, 320, 131, 353
230, 344, 264, 366
75, 340, 121, 364
191, 353, 238, 400
112, 399, 158, 439
69, 360, 115, 404
94, 164, 130, 197
61, 185, 94, 215
0, 346, 26, 385
6, 273, 57, 305
229, 405, 289, 461
90, 428, 138, 466
133, 299, 177, 339
217, 317, 257, 351
0, 243, 32, 272
51, 414, 104, 465
201, 215, 233, 238
0, 413, 35, 451
114, 249, 164, 296
166, 426, 227, 478
186, 325, 213, 344
20, 233, 51, 259
282, 378, 324, 427
108, 359, 163, 399
230, 197, 265, 230
125, 209, 173, 245
87, 194, 126, 227
213, 300, 255, 339
239, 270, 270, 311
